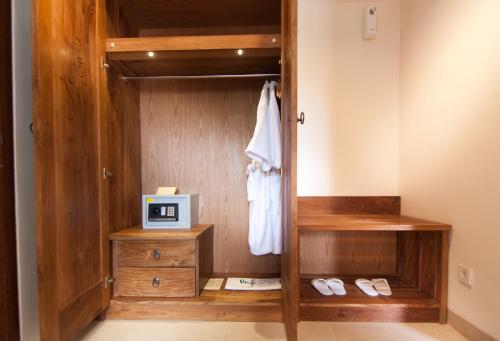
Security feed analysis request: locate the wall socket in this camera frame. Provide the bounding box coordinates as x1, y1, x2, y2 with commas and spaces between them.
458, 264, 473, 288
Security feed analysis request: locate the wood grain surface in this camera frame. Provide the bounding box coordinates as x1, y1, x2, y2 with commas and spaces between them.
298, 197, 449, 277
300, 231, 398, 275
438, 231, 449, 323
139, 26, 281, 38
298, 215, 451, 231
106, 298, 283, 322
298, 196, 401, 215
140, 79, 280, 274
116, 267, 196, 297
0, 0, 19, 338
106, 30, 282, 78
300, 305, 440, 323
106, 34, 281, 52
280, 0, 299, 339
117, 240, 196, 267
97, 0, 143, 308
109, 225, 213, 240
105, 70, 142, 233
109, 56, 282, 78
300, 276, 440, 322
118, 0, 281, 32
197, 226, 214, 294
299, 229, 450, 323
106, 275, 282, 321
397, 231, 420, 284
33, 0, 105, 339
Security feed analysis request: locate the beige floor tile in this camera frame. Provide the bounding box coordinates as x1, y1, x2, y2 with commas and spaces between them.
329, 322, 468, 341
225, 322, 286, 341
299, 322, 338, 341
77, 320, 467, 341
77, 320, 230, 341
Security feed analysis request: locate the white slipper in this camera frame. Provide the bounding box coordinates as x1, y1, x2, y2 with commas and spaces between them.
326, 278, 347, 296
311, 279, 334, 296
355, 278, 379, 297
372, 278, 392, 296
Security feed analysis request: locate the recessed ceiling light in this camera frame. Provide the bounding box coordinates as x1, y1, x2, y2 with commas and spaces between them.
236, 49, 244, 56
147, 51, 155, 58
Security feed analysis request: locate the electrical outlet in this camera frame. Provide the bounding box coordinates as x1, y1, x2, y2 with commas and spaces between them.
458, 264, 473, 288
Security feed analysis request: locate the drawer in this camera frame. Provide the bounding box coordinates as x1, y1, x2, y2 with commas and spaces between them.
116, 267, 196, 297
117, 240, 196, 267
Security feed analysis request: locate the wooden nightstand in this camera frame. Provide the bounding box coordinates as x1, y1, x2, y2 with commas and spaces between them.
109, 225, 213, 298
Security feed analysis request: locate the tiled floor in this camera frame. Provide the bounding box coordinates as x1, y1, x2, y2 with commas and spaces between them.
78, 320, 468, 341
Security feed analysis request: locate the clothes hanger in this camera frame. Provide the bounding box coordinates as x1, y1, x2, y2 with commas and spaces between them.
265, 76, 282, 99
276, 81, 281, 99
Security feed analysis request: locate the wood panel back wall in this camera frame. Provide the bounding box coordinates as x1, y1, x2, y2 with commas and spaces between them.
140, 26, 280, 37
300, 231, 397, 275
140, 79, 280, 274
299, 197, 401, 275
107, 70, 142, 233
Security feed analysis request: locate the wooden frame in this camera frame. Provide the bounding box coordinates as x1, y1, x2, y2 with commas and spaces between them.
297, 197, 451, 325
33, 0, 292, 341
105, 34, 282, 77
33, 0, 108, 339
106, 34, 281, 52
280, 0, 299, 340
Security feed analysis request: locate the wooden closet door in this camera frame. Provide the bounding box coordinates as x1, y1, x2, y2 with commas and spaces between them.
33, 1, 107, 340
281, 0, 299, 340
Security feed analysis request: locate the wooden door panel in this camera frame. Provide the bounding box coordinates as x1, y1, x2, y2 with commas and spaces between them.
96, 0, 143, 306
33, 0, 105, 340
281, 0, 299, 340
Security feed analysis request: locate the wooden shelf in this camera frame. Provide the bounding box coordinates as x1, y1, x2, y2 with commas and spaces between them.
298, 214, 451, 232
105, 34, 281, 77
106, 274, 282, 321
106, 34, 281, 53
109, 224, 213, 240
300, 276, 441, 322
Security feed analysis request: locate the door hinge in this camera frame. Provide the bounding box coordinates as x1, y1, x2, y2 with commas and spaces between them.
101, 56, 110, 70
103, 168, 113, 180
104, 276, 115, 288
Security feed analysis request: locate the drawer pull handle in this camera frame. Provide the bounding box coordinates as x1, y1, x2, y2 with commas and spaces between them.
152, 249, 161, 259
152, 277, 160, 288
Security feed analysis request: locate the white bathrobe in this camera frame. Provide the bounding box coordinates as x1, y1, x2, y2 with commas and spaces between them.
246, 81, 282, 255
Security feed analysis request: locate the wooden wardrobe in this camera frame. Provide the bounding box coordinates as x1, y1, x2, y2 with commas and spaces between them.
33, 1, 450, 340
33, 1, 299, 341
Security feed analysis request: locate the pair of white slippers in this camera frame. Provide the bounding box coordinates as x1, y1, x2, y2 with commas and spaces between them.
311, 278, 392, 297
311, 278, 346, 296
355, 278, 392, 297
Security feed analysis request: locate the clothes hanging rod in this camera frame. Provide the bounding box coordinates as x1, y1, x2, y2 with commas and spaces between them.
122, 73, 281, 81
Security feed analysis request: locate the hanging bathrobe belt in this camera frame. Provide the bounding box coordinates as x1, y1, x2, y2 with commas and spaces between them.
247, 160, 281, 176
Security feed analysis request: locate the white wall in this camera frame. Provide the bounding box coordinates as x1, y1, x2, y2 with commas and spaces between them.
400, 1, 500, 339
298, 0, 400, 196
12, 0, 39, 339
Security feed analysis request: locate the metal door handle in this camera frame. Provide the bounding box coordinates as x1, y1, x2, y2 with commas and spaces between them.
297, 112, 305, 125
152, 277, 160, 288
